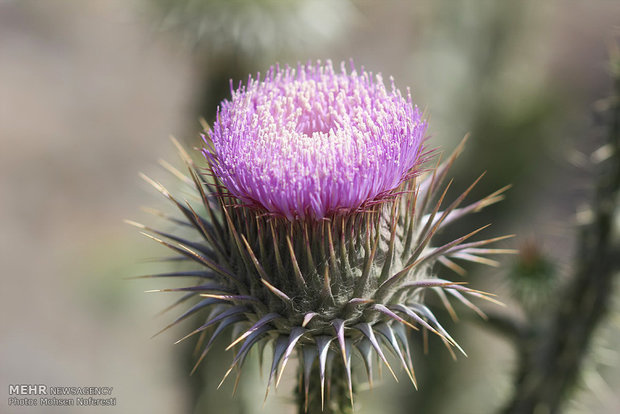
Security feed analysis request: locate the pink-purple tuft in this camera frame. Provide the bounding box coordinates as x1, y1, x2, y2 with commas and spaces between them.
204, 60, 427, 220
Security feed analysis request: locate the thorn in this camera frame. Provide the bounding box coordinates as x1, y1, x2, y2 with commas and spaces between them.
124, 219, 145, 229
302, 312, 318, 328
226, 313, 280, 351
434, 287, 458, 322
170, 135, 194, 165
260, 279, 291, 303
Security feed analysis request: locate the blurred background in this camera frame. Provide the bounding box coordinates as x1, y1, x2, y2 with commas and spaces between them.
1, 1, 619, 413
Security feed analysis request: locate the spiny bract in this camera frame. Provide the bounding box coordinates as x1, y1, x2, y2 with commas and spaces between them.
131, 60, 512, 411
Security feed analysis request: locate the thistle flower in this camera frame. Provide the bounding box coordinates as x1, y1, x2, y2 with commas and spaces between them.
132, 60, 512, 412
207, 61, 426, 220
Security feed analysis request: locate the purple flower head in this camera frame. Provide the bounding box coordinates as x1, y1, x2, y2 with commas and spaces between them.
205, 60, 427, 220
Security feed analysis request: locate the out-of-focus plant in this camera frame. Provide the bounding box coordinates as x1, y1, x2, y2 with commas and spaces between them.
508, 240, 557, 312
147, 0, 355, 126
496, 47, 620, 414
150, 0, 352, 58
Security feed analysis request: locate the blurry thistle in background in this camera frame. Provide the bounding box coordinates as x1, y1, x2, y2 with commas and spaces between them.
508, 239, 557, 312
147, 0, 355, 129
149, 0, 352, 56
130, 61, 513, 413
